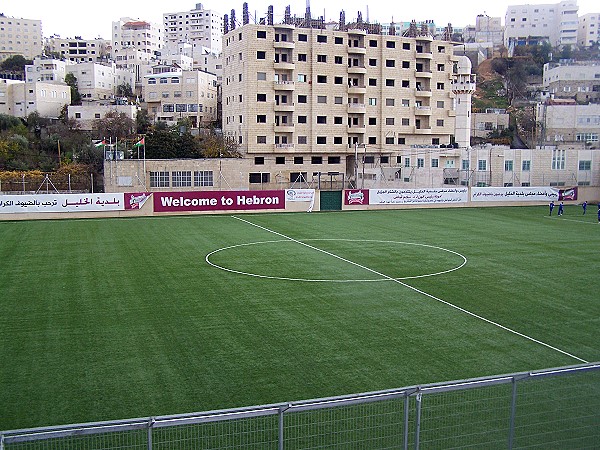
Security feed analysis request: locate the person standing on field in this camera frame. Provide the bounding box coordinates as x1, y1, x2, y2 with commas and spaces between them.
582, 201, 587, 215
549, 201, 555, 216
597, 204, 600, 224
558, 202, 564, 216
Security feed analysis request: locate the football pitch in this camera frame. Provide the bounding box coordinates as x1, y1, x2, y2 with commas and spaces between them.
1, 206, 599, 431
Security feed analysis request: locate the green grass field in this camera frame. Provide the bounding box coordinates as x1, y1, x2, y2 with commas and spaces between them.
1, 206, 599, 431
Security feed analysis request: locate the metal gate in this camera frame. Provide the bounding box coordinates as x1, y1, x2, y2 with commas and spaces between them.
319, 190, 342, 211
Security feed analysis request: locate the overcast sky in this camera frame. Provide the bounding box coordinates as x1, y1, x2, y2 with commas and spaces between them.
3, 0, 597, 40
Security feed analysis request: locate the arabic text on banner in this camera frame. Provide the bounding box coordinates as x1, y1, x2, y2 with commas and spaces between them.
369, 188, 468, 205
471, 187, 559, 202
0, 193, 125, 213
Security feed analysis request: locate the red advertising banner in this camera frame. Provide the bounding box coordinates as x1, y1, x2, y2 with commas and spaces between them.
153, 190, 285, 212
344, 189, 369, 206
558, 187, 578, 201
124, 192, 152, 210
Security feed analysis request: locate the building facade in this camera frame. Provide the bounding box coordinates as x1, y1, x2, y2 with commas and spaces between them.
68, 104, 138, 131
24, 58, 67, 83
536, 100, 600, 147
542, 61, 600, 103
66, 62, 135, 102
0, 79, 70, 118
112, 18, 163, 84
142, 66, 217, 128
577, 13, 600, 47
0, 14, 42, 62
222, 23, 469, 187
504, 1, 579, 49
163, 3, 223, 59
44, 36, 110, 64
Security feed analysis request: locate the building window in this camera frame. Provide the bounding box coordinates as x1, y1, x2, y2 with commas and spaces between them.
369, 117, 377, 125
385, 59, 395, 67
249, 173, 270, 184
398, 138, 406, 145
522, 160, 531, 171
312, 156, 323, 164
436, 119, 444, 126
386, 98, 395, 106
368, 137, 376, 144
335, 76, 343, 84
194, 171, 213, 186
404, 158, 410, 167
334, 136, 343, 144
298, 53, 307, 62
298, 34, 307, 41
257, 51, 266, 59
402, 80, 410, 88
402, 118, 409, 126
478, 160, 487, 171
402, 61, 410, 69
257, 72, 267, 80
317, 54, 327, 63
150, 171, 169, 187
386, 137, 394, 144
317, 116, 327, 124
317, 95, 327, 103
276, 157, 286, 164
335, 37, 343, 44
437, 82, 444, 89
294, 156, 304, 164
317, 75, 327, 83
255, 157, 265, 165
462, 160, 470, 170
437, 100, 444, 108
432, 138, 440, 145
432, 158, 439, 168
257, 115, 267, 123
297, 115, 307, 123
579, 160, 591, 170
317, 35, 327, 43
368, 98, 377, 106
257, 93, 266, 101
386, 79, 395, 87
335, 56, 343, 64
386, 41, 396, 48
334, 116, 343, 124
403, 43, 411, 50
386, 117, 395, 125
552, 149, 565, 170
317, 136, 327, 144
171, 171, 192, 187
417, 158, 424, 168
297, 136, 307, 144
334, 97, 343, 105
328, 156, 341, 164
257, 30, 267, 39
298, 95, 307, 103
257, 136, 267, 144
505, 160, 514, 171
369, 58, 377, 66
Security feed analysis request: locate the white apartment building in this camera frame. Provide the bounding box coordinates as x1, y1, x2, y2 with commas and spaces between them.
24, 58, 67, 83
0, 14, 42, 62
163, 4, 222, 60
505, 1, 579, 49
578, 13, 600, 47
222, 23, 469, 186
112, 18, 163, 83
0, 79, 70, 118
66, 63, 135, 102
542, 61, 600, 103
68, 104, 138, 131
142, 66, 217, 128
536, 100, 600, 146
44, 36, 110, 63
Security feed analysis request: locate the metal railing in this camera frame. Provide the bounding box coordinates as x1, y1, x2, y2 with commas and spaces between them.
1, 362, 599, 449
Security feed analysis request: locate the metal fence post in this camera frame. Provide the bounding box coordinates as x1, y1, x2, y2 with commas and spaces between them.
147, 417, 154, 450
508, 377, 518, 450
403, 393, 410, 450
414, 390, 422, 450
278, 404, 289, 450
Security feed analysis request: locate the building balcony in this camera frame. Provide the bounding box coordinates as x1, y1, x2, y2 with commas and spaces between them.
348, 103, 366, 113
274, 40, 295, 49
274, 103, 294, 112
274, 143, 296, 152
347, 85, 366, 94
274, 62, 295, 70
415, 70, 432, 78
415, 52, 433, 59
448, 110, 456, 117
348, 46, 366, 55
414, 106, 432, 115
414, 89, 432, 97
347, 124, 365, 133
347, 65, 367, 74
274, 80, 295, 91
414, 127, 432, 134
274, 124, 295, 133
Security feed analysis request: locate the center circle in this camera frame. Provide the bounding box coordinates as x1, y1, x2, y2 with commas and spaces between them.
205, 239, 467, 283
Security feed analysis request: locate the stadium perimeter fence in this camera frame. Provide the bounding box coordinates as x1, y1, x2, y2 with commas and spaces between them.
1, 362, 599, 449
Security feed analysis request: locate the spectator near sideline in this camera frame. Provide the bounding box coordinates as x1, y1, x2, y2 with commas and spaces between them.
558, 202, 564, 216
549, 201, 555, 216
597, 204, 600, 224
582, 201, 587, 215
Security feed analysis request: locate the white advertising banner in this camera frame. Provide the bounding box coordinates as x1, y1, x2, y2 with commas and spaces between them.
471, 187, 559, 202
369, 188, 468, 205
286, 189, 315, 212
0, 193, 125, 213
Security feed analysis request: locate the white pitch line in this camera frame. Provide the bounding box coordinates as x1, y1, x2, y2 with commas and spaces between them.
232, 215, 588, 364
543, 216, 598, 225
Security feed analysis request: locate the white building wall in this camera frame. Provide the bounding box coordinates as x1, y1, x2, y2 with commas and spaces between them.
577, 13, 600, 47
0, 15, 42, 61
68, 104, 138, 131
24, 58, 67, 83
9, 81, 70, 118
44, 37, 110, 63
163, 4, 223, 57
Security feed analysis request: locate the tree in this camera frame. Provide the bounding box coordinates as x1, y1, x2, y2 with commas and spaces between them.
136, 109, 151, 135
0, 54, 32, 72
560, 45, 572, 60
116, 83, 133, 99
199, 133, 242, 158
64, 73, 82, 105
92, 110, 136, 140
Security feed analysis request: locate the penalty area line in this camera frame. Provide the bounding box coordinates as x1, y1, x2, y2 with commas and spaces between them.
232, 215, 588, 364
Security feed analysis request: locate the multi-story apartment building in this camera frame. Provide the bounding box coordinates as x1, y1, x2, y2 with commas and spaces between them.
112, 18, 162, 84
24, 57, 67, 83
68, 104, 138, 131
163, 4, 222, 60
66, 62, 135, 102
44, 36, 110, 64
142, 66, 217, 128
0, 78, 70, 118
536, 100, 600, 147
578, 13, 600, 47
222, 22, 470, 187
0, 14, 42, 62
542, 61, 600, 103
504, 1, 579, 50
